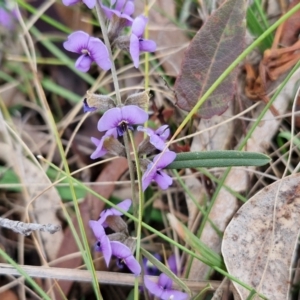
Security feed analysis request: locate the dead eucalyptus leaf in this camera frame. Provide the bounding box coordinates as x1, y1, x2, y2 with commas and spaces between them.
222, 173, 300, 300
174, 0, 246, 118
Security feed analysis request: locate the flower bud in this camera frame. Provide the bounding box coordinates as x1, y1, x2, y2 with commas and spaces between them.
105, 215, 129, 234
108, 15, 132, 42
114, 35, 130, 51
124, 90, 150, 111
83, 90, 116, 112
103, 136, 126, 157
107, 232, 128, 243
138, 136, 156, 156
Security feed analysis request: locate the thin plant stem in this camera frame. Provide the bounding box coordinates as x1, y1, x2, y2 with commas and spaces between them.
95, 0, 122, 105
0, 248, 52, 300
123, 132, 138, 216
128, 131, 144, 299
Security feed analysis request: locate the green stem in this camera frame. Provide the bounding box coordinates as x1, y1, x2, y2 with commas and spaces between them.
123, 132, 138, 216
128, 131, 144, 300
95, 0, 122, 105
0, 248, 51, 300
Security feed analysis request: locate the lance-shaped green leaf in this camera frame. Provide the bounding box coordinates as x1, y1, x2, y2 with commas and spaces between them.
166, 151, 270, 169
167, 214, 225, 269
174, 0, 246, 118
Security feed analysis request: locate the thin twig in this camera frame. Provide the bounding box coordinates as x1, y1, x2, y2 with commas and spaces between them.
0, 218, 61, 236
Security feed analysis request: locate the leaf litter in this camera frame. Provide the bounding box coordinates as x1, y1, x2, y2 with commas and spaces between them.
222, 173, 300, 300
1, 0, 300, 299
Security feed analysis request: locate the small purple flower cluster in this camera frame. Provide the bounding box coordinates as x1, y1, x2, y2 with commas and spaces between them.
89, 200, 188, 299
62, 0, 156, 70
89, 199, 141, 275
143, 255, 188, 299
89, 97, 176, 191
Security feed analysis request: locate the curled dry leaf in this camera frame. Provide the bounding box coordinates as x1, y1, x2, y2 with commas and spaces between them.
174, 0, 246, 118
222, 173, 300, 300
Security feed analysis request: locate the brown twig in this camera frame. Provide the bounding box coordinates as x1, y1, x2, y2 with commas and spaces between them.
0, 218, 61, 236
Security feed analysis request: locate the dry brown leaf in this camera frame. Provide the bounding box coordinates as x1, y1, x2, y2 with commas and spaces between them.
222, 173, 300, 300
0, 143, 63, 261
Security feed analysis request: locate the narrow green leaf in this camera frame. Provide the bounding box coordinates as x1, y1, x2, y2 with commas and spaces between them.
166, 151, 270, 169
0, 249, 51, 300
168, 215, 225, 269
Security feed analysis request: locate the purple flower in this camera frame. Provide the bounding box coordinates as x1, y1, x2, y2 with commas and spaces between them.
83, 98, 97, 112
102, 0, 134, 26
138, 125, 170, 151
63, 31, 111, 72
111, 241, 141, 275
97, 105, 148, 136
98, 199, 132, 227
144, 273, 188, 300
0, 7, 16, 29
62, 0, 96, 9
90, 128, 118, 159
130, 15, 156, 68
143, 254, 161, 276
89, 220, 112, 267
167, 255, 178, 275
142, 151, 176, 191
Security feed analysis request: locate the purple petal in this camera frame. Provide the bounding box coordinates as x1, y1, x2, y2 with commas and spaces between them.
115, 0, 126, 11
130, 34, 140, 68
88, 37, 111, 71
99, 198, 132, 226
120, 105, 148, 125
63, 31, 89, 53
143, 254, 161, 276
137, 126, 154, 136
167, 254, 178, 275
111, 241, 132, 258
100, 235, 112, 267
97, 107, 123, 132
132, 15, 148, 37
90, 137, 107, 159
158, 273, 173, 290
139, 39, 157, 52
83, 0, 96, 8
62, 0, 80, 6
75, 54, 93, 72
83, 99, 97, 112
142, 162, 157, 191
153, 151, 176, 169
154, 171, 173, 190
124, 255, 141, 275
149, 135, 166, 151
89, 220, 106, 240
161, 290, 189, 300
155, 125, 170, 141
116, 198, 132, 212
123, 1, 134, 15
101, 5, 114, 19
0, 8, 15, 29
144, 276, 163, 298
